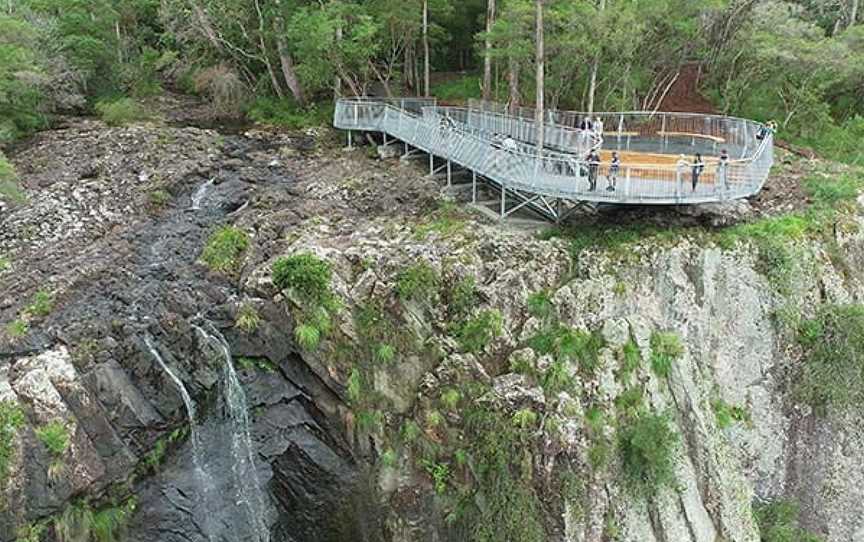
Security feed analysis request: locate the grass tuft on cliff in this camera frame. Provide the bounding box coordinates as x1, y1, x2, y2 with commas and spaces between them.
200, 226, 249, 274
95, 97, 150, 126
618, 411, 679, 496
0, 401, 25, 487
754, 500, 824, 542
796, 304, 864, 414
273, 252, 333, 305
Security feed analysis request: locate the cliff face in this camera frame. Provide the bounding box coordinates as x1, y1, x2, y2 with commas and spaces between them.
1, 106, 862, 542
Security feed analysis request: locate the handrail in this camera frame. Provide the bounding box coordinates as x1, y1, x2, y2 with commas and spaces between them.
332, 97, 774, 206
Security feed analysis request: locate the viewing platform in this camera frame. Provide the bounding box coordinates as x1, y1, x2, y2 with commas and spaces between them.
333, 97, 774, 221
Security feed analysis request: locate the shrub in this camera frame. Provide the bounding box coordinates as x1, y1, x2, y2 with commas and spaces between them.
373, 343, 396, 364
194, 64, 249, 118
796, 304, 864, 412
542, 359, 573, 396
454, 309, 503, 353
54, 499, 137, 542
36, 420, 70, 457
346, 368, 362, 404
618, 412, 678, 495
0, 151, 26, 205
148, 189, 171, 207
235, 303, 261, 333
754, 500, 823, 542
446, 276, 477, 320
440, 388, 461, 410
26, 290, 53, 318
0, 256, 9, 271
619, 339, 642, 381
431, 74, 482, 103
380, 448, 398, 468
711, 399, 750, 429
272, 253, 333, 305
95, 97, 149, 126
294, 324, 321, 351
650, 331, 683, 378
6, 319, 28, 338
0, 401, 25, 486
422, 459, 451, 494
246, 96, 333, 129
512, 408, 538, 430
395, 262, 439, 303
200, 226, 249, 274
529, 325, 606, 376
804, 174, 862, 208
526, 289, 555, 320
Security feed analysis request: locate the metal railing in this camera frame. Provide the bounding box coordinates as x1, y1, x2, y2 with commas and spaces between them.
333, 98, 773, 205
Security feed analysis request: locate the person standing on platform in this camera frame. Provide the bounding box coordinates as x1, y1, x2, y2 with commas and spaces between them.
607, 151, 620, 191
718, 149, 729, 191
593, 116, 604, 137
676, 154, 689, 196
587, 150, 600, 191
691, 153, 705, 191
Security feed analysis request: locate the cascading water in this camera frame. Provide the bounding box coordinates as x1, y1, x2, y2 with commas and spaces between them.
143, 337, 216, 541
193, 322, 271, 542
189, 177, 215, 211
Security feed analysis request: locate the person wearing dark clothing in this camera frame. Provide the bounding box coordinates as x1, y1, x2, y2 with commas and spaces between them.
607, 151, 620, 191
587, 150, 600, 191
691, 153, 705, 191
579, 117, 593, 131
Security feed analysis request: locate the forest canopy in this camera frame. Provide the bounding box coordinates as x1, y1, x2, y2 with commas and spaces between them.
1, 0, 862, 163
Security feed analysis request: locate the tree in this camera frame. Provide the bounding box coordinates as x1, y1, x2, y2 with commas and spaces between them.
482, 0, 496, 100
535, 0, 544, 151
423, 0, 430, 96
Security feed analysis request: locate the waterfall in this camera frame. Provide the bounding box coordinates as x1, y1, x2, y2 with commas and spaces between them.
143, 337, 216, 541
193, 322, 271, 542
189, 177, 215, 211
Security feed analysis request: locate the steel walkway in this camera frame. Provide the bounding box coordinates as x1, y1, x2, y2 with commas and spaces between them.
333, 97, 774, 220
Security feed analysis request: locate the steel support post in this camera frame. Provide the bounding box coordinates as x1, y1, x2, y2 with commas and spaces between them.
429, 154, 434, 175
447, 160, 452, 186
500, 186, 506, 218
472, 171, 477, 203
348, 130, 353, 149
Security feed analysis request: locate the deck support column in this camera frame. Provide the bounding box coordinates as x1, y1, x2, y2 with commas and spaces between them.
429, 154, 434, 175
500, 185, 506, 218
472, 171, 477, 203
347, 130, 353, 149
383, 133, 388, 146
447, 160, 452, 186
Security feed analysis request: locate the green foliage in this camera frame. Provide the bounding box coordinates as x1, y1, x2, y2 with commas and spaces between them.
95, 98, 150, 126
511, 408, 538, 430
380, 448, 398, 468
453, 309, 503, 353
356, 409, 383, 434
246, 97, 333, 129
26, 290, 53, 318
804, 174, 862, 207
445, 276, 477, 320
235, 303, 261, 333
200, 226, 249, 274
36, 420, 69, 458
15, 522, 45, 542
795, 304, 864, 413
754, 500, 824, 542
422, 459, 451, 494
0, 152, 26, 205
431, 74, 482, 103
0, 401, 25, 487
526, 289, 554, 320
712, 399, 750, 429
54, 499, 137, 542
373, 343, 396, 364
294, 324, 321, 351
395, 262, 440, 303
542, 359, 573, 397
401, 420, 422, 443
440, 388, 462, 410
528, 325, 606, 376
618, 412, 678, 496
346, 367, 363, 404
6, 319, 28, 339
147, 189, 171, 208
0, 256, 9, 272
754, 237, 801, 297
458, 408, 546, 542
618, 339, 642, 381
649, 331, 683, 378
588, 441, 611, 470
272, 253, 333, 306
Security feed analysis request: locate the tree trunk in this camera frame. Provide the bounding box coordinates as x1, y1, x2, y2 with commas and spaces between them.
508, 57, 520, 113
335, 19, 344, 98
535, 0, 545, 152
851, 0, 860, 29
277, 37, 307, 105
586, 0, 606, 114
482, 0, 496, 101
423, 0, 430, 96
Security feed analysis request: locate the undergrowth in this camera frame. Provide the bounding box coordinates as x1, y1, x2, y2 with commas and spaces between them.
0, 401, 25, 488
754, 500, 824, 542
200, 226, 249, 274
95, 97, 150, 126
273, 252, 339, 351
